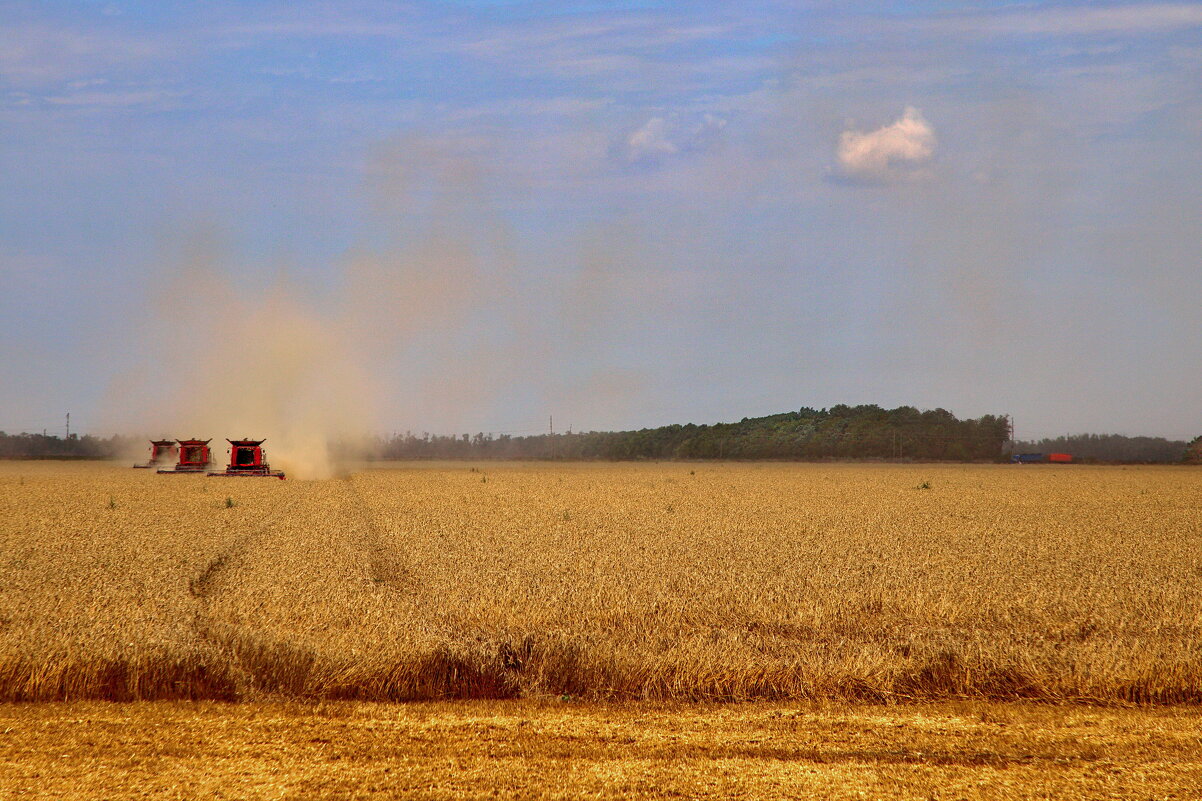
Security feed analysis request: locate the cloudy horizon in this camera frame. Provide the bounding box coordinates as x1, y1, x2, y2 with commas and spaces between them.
2, 1, 1201, 442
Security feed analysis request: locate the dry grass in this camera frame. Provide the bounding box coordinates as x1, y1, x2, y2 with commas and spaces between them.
1, 700, 1200, 799
0, 461, 1200, 703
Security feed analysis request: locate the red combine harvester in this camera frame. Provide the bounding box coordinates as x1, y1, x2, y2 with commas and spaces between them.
158, 439, 212, 474
133, 439, 178, 469
209, 439, 285, 479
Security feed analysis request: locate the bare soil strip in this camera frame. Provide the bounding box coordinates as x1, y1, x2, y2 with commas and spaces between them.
0, 700, 1199, 800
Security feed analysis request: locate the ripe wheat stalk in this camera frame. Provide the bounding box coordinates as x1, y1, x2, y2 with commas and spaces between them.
0, 461, 1198, 703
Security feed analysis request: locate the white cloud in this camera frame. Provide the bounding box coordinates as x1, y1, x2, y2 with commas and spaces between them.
626, 117, 678, 161
837, 107, 935, 181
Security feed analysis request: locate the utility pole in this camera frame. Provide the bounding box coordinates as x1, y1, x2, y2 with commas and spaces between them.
549, 415, 555, 460
66, 412, 70, 439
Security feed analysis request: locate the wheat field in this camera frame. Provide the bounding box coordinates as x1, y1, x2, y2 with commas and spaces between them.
1, 460, 1199, 703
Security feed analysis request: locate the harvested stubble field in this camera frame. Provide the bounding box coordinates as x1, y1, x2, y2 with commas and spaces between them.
1, 460, 1199, 704
2, 700, 1200, 799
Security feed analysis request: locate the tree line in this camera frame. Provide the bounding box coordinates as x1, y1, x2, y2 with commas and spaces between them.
0, 432, 137, 460
3, 408, 1193, 463
376, 405, 1013, 461
1012, 433, 1188, 464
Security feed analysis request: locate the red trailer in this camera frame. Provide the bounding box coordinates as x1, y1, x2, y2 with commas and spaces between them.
158, 439, 212, 474
209, 439, 285, 479
1048, 453, 1073, 463
134, 439, 177, 469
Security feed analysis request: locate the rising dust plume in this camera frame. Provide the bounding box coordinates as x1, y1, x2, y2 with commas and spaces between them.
108, 243, 383, 479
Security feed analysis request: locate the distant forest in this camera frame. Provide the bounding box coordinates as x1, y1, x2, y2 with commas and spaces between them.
0, 432, 136, 460
377, 405, 1012, 461
1, 407, 1193, 463
1012, 433, 1188, 464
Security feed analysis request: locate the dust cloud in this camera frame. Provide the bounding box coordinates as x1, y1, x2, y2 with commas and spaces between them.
107, 244, 379, 479
104, 135, 654, 477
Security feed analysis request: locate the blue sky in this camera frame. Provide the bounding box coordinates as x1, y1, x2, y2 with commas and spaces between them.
2, 1, 1201, 440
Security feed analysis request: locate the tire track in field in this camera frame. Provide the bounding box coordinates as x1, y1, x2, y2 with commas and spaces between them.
185, 476, 519, 700
186, 477, 418, 698
186, 484, 317, 698
344, 474, 412, 590
187, 494, 293, 601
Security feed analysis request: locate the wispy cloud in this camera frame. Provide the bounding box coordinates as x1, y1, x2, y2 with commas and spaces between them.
626, 117, 678, 161
328, 71, 384, 84
445, 96, 613, 122
220, 20, 412, 39
454, 12, 767, 86
460, 17, 736, 60
0, 22, 170, 86
44, 89, 179, 108
214, 0, 423, 40
622, 113, 727, 164
922, 3, 1202, 37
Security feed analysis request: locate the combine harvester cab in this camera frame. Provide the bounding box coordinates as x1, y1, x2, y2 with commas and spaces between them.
133, 439, 177, 469
158, 439, 212, 474
209, 439, 285, 480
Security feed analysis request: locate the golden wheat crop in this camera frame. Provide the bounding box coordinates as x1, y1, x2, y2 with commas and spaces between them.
0, 460, 1199, 703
